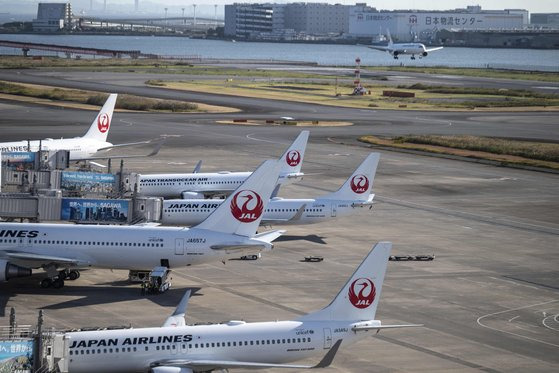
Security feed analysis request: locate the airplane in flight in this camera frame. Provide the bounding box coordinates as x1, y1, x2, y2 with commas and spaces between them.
48, 241, 421, 373
0, 94, 163, 162
0, 160, 284, 289
368, 29, 443, 60
134, 131, 309, 199
161, 153, 380, 226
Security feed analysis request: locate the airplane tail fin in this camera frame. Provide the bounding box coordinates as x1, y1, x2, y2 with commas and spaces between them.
299, 241, 391, 322
194, 160, 281, 237
321, 153, 379, 201
278, 130, 309, 182
386, 29, 393, 46
83, 93, 118, 142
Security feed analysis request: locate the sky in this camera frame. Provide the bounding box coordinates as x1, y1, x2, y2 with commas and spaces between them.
150, 1, 558, 14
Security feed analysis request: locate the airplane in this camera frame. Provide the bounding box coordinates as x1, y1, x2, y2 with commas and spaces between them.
135, 131, 309, 199
0, 160, 284, 289
0, 94, 163, 162
368, 29, 443, 60
161, 153, 380, 226
48, 241, 422, 373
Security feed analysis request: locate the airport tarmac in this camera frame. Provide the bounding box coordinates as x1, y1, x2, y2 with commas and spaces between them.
1, 100, 558, 372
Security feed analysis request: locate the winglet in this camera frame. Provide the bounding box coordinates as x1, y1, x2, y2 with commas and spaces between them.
289, 204, 306, 222
193, 160, 202, 173
162, 289, 191, 327
313, 339, 343, 368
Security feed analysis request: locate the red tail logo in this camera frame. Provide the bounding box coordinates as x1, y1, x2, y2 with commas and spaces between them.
348, 278, 376, 309
97, 113, 110, 133
286, 150, 301, 167
350, 175, 369, 194
230, 190, 264, 223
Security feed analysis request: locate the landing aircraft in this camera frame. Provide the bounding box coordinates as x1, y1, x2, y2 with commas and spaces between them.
0, 94, 163, 161
161, 153, 380, 226
49, 242, 421, 372
0, 160, 284, 288
369, 29, 443, 60
135, 131, 309, 199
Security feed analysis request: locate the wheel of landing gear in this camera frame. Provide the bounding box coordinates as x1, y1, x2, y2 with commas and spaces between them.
58, 271, 68, 280
68, 271, 79, 281
52, 278, 65, 289
40, 278, 52, 288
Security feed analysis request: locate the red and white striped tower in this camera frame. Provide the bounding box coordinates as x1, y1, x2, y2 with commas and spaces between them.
354, 57, 362, 91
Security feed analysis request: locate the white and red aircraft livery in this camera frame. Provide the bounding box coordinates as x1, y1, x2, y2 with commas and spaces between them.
0, 94, 118, 160
0, 160, 284, 289
135, 131, 309, 199
48, 241, 421, 372
161, 153, 380, 226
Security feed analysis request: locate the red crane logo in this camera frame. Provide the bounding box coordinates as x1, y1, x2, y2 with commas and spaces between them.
348, 278, 376, 309
230, 190, 264, 223
350, 175, 369, 194
286, 150, 301, 167
97, 113, 110, 133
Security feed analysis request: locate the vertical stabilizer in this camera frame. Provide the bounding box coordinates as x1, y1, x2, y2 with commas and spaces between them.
300, 241, 391, 321
278, 131, 309, 179
194, 160, 281, 237
83, 94, 118, 142
321, 153, 379, 201
386, 29, 393, 47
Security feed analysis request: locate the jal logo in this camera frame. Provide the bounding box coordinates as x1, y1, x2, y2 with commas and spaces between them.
348, 278, 376, 309
350, 175, 369, 194
97, 113, 110, 133
286, 150, 301, 167
230, 190, 263, 223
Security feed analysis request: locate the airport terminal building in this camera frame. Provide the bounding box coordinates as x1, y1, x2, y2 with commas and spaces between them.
225, 3, 528, 42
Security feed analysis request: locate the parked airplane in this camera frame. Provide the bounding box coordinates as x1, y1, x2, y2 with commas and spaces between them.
369, 29, 443, 60
49, 241, 421, 372
161, 153, 380, 226
0, 160, 284, 288
135, 131, 309, 199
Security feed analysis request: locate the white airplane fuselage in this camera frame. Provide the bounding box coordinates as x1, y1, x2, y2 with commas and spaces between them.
390, 43, 427, 56
0, 138, 112, 161
0, 223, 269, 271
162, 197, 372, 226
63, 320, 371, 373
138, 172, 302, 199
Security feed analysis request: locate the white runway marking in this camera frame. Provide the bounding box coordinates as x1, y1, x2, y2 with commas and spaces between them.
542, 314, 559, 332
246, 133, 284, 144
477, 299, 559, 348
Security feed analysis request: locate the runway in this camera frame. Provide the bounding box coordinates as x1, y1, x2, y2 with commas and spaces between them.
0, 73, 558, 372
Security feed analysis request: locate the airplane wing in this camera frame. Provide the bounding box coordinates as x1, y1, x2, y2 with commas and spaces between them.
2, 250, 86, 267
368, 46, 391, 52
210, 243, 269, 252
261, 205, 306, 224
162, 290, 191, 327
78, 137, 166, 161
152, 339, 342, 371
425, 46, 444, 52
134, 222, 162, 227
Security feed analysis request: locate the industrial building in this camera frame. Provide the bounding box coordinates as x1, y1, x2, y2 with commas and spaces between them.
531, 13, 559, 27
225, 3, 528, 42
32, 2, 72, 32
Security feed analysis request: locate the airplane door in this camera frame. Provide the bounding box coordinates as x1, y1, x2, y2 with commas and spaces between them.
175, 238, 185, 255
331, 203, 337, 217
323, 328, 332, 349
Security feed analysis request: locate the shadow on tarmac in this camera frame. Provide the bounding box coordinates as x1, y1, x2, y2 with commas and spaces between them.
275, 234, 327, 244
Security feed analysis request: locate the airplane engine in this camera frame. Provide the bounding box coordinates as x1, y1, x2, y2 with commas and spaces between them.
181, 191, 205, 199
151, 367, 192, 373
422, 51, 428, 57
0, 260, 32, 282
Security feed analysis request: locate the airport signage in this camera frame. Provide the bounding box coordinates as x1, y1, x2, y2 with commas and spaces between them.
61, 198, 130, 223
0, 340, 33, 368
61, 171, 116, 194
1, 152, 36, 164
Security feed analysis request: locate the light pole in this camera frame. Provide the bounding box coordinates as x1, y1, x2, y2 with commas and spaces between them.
164, 7, 168, 27
182, 7, 185, 24
193, 4, 197, 26
214, 4, 218, 26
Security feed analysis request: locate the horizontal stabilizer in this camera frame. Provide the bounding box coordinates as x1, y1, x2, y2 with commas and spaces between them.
352, 324, 423, 332
253, 229, 286, 243
82, 137, 165, 160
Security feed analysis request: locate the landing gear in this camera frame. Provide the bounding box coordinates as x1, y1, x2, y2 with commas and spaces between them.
39, 270, 80, 288
411, 55, 416, 60
393, 52, 399, 60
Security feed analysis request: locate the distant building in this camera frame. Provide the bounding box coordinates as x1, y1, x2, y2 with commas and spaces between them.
350, 4, 528, 42
32, 2, 72, 32
531, 13, 559, 27
284, 2, 348, 35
